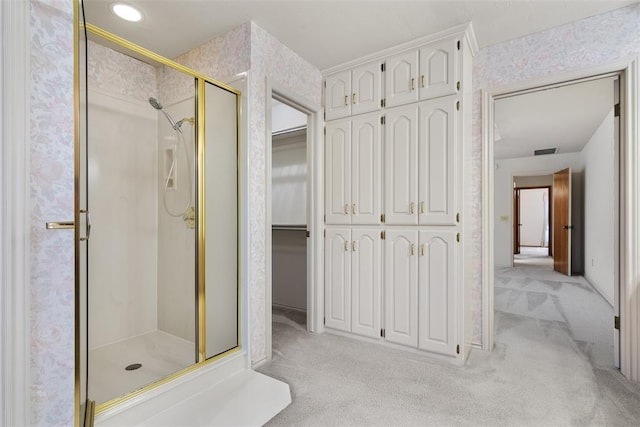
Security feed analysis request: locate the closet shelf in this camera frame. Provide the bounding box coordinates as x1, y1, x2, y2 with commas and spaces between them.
272, 225, 307, 231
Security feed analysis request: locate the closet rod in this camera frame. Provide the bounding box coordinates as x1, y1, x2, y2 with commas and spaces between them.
272, 225, 307, 231
272, 125, 307, 137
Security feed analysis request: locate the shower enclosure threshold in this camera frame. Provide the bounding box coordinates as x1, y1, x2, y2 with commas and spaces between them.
95, 352, 291, 426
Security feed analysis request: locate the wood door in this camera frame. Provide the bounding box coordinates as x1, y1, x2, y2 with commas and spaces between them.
324, 229, 351, 332
418, 230, 456, 356
418, 38, 458, 101
383, 230, 419, 347
351, 61, 382, 116
417, 96, 457, 225
513, 188, 520, 255
351, 112, 381, 225
384, 49, 419, 108
324, 119, 351, 224
325, 70, 351, 120
553, 168, 572, 275
351, 229, 381, 339
384, 104, 419, 225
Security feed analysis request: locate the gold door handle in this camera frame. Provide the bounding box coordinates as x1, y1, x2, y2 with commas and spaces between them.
352, 241, 357, 252
46, 221, 74, 229
344, 240, 349, 252
420, 201, 425, 214
410, 202, 415, 215
352, 203, 357, 214
410, 243, 415, 256
411, 78, 415, 91
421, 75, 425, 88
420, 244, 425, 256
344, 95, 348, 106
352, 93, 356, 104
344, 203, 349, 215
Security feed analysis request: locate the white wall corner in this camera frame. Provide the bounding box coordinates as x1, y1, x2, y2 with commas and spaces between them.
1, 0, 31, 425
481, 89, 495, 352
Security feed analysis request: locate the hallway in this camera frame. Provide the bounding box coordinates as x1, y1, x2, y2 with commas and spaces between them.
496, 261, 612, 367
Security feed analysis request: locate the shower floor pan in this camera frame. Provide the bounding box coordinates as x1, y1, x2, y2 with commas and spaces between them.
89, 330, 195, 406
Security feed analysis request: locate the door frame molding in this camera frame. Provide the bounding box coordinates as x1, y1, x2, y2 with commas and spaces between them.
513, 185, 552, 258
264, 79, 324, 363
482, 58, 640, 382
1, 0, 31, 424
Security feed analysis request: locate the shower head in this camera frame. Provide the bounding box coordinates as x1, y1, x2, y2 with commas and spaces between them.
149, 97, 179, 131
148, 97, 163, 110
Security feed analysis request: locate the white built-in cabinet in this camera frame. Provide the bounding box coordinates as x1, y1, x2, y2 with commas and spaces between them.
383, 230, 418, 347
384, 95, 457, 225
324, 228, 381, 339
325, 61, 382, 120
382, 229, 456, 356
385, 38, 458, 108
323, 25, 473, 362
325, 111, 382, 225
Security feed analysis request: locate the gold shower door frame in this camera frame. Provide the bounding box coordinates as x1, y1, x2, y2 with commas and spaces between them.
73, 4, 242, 424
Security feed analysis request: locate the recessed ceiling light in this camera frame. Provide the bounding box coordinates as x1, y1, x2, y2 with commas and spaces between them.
111, 3, 143, 22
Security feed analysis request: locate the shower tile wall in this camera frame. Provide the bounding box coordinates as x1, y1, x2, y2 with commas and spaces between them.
87, 41, 159, 349
156, 96, 196, 343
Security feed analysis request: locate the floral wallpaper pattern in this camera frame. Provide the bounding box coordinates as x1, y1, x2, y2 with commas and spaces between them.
29, 0, 75, 424
173, 21, 321, 364
87, 40, 157, 103
245, 22, 322, 363
468, 3, 640, 344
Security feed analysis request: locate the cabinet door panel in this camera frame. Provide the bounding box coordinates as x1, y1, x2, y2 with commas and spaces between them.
385, 50, 419, 108
419, 39, 458, 100
418, 96, 457, 225
352, 61, 382, 116
384, 230, 418, 347
384, 105, 418, 225
418, 231, 456, 356
325, 229, 351, 332
352, 113, 381, 225
325, 120, 351, 224
325, 71, 351, 120
351, 229, 381, 338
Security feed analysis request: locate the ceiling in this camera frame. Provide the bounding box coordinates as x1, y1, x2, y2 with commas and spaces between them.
84, 0, 637, 71
494, 77, 615, 160
85, 1, 625, 160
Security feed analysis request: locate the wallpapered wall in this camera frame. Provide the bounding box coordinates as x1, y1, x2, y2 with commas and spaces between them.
30, 0, 75, 424
27, 2, 640, 424
173, 21, 322, 364
467, 3, 640, 343
246, 22, 322, 363
87, 40, 157, 103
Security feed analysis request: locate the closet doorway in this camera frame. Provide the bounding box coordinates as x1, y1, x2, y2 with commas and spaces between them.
270, 98, 310, 333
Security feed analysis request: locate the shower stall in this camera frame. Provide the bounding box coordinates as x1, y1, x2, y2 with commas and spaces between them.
79, 25, 240, 413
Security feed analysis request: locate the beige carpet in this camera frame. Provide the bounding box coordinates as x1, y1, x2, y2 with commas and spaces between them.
514, 246, 552, 268
258, 269, 640, 426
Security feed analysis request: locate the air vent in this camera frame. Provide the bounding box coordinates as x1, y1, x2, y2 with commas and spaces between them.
534, 148, 557, 156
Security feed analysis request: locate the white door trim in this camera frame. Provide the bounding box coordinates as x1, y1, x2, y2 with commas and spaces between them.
1, 0, 31, 424
265, 79, 324, 362
482, 58, 640, 382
